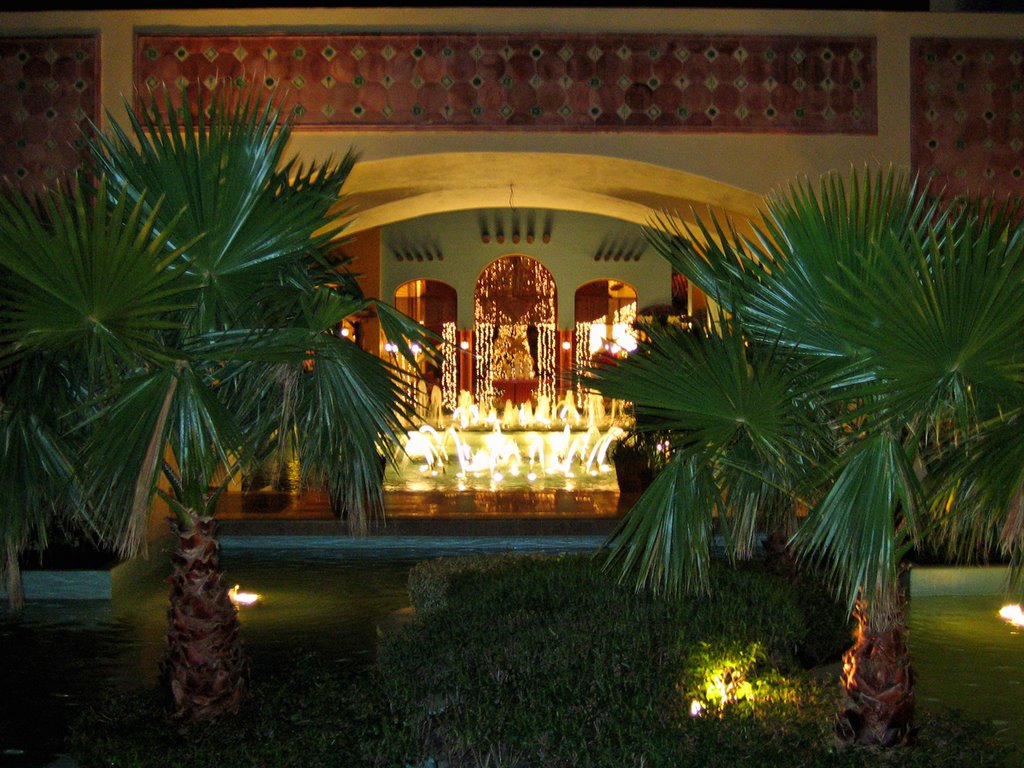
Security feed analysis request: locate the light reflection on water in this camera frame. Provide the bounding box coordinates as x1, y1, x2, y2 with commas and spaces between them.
0, 549, 425, 763
908, 593, 1024, 751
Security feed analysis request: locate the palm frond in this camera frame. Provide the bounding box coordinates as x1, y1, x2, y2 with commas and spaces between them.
375, 299, 443, 370
88, 85, 354, 332
589, 321, 830, 576
80, 368, 179, 554
602, 452, 722, 597
924, 408, 1024, 589
741, 166, 941, 360
0, 176, 194, 371
793, 433, 920, 611
823, 199, 1024, 435
0, 400, 78, 550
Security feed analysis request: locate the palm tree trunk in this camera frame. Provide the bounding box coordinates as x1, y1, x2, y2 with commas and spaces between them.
161, 512, 248, 724
835, 595, 915, 746
4, 543, 25, 611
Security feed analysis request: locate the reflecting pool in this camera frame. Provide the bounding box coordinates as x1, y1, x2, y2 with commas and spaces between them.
908, 593, 1024, 751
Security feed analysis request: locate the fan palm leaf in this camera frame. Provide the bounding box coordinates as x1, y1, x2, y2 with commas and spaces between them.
793, 432, 920, 612
588, 320, 830, 595
603, 452, 721, 596
0, 357, 80, 607
88, 86, 354, 333
0, 82, 412, 719
0, 176, 193, 371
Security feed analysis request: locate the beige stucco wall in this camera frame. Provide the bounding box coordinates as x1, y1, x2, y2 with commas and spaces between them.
4, 6, 1024, 200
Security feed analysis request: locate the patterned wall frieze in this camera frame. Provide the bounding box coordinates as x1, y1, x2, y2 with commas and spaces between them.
0, 36, 100, 195
135, 33, 876, 134
911, 37, 1024, 202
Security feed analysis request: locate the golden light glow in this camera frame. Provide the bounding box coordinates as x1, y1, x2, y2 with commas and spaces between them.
393, 400, 625, 491
1000, 604, 1024, 626
228, 585, 261, 607
473, 256, 557, 410
475, 321, 493, 405
574, 321, 590, 401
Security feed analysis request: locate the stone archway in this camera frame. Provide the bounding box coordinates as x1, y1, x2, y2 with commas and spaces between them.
337, 152, 763, 236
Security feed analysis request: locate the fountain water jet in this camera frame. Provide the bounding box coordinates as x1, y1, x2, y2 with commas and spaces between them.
387, 390, 628, 493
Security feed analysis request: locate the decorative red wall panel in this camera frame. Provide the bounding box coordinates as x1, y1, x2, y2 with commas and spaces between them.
0, 36, 100, 195
136, 33, 876, 134
912, 38, 1024, 202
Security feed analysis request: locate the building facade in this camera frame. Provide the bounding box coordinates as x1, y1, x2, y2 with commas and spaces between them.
2, 6, 1022, 410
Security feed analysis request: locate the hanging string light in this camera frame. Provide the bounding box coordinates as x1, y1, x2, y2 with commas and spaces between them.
474, 255, 557, 410
538, 322, 556, 404
442, 321, 458, 411
614, 300, 637, 326
574, 321, 590, 401
475, 321, 494, 407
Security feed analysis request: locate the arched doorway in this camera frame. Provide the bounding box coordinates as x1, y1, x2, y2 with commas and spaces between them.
474, 255, 557, 410
574, 279, 639, 356
394, 278, 458, 337
573, 279, 639, 393
393, 278, 458, 411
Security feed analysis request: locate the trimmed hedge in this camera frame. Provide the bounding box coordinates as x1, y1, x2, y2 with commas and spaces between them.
383, 554, 840, 766
70, 554, 1014, 768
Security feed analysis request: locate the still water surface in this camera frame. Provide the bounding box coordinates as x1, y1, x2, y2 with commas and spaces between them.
1, 549, 1022, 764
909, 593, 1024, 750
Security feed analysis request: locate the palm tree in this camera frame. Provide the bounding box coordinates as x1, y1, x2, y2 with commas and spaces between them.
0, 174, 182, 612
588, 167, 1024, 747
0, 85, 428, 723
0, 302, 86, 610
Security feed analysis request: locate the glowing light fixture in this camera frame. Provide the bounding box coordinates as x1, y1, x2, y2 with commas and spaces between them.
999, 604, 1024, 626
228, 585, 261, 607
690, 700, 703, 717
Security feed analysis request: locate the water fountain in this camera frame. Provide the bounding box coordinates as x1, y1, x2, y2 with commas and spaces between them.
387, 388, 628, 493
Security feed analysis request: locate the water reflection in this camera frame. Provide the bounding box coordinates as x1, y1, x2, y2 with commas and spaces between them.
0, 549, 419, 762
908, 593, 1024, 751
